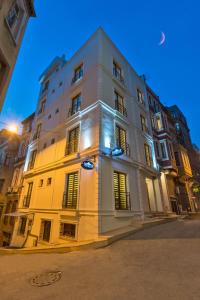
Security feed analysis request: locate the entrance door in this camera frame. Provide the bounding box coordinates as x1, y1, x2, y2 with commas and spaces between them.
170, 199, 180, 215
41, 220, 51, 242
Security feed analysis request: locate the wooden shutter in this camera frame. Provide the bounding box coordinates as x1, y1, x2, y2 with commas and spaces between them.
114, 171, 127, 210
116, 125, 127, 154
66, 172, 78, 208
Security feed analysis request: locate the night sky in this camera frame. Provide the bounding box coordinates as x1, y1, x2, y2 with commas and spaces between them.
1, 0, 199, 146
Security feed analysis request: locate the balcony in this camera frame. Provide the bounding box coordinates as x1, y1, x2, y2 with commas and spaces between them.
71, 70, 83, 85
116, 140, 130, 156
113, 68, 124, 84
114, 192, 131, 210
62, 192, 78, 209
23, 195, 31, 208
115, 100, 127, 117
68, 104, 81, 117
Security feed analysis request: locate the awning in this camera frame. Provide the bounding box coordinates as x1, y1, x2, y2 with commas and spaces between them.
4, 211, 32, 217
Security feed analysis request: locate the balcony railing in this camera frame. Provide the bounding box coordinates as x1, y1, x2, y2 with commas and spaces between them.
116, 140, 130, 156
71, 70, 83, 85
65, 140, 79, 156
62, 191, 78, 209
113, 68, 124, 84
23, 195, 31, 208
68, 105, 81, 117
115, 100, 127, 117
114, 192, 131, 210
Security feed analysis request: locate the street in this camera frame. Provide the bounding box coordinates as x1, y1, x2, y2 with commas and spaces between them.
1, 216, 200, 300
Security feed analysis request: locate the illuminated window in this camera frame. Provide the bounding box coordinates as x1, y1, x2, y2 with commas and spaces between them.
156, 113, 163, 131
72, 64, 83, 84
115, 125, 128, 155
115, 91, 127, 116
60, 223, 76, 238
113, 171, 130, 210
144, 143, 153, 167
137, 89, 144, 104
63, 172, 78, 209
66, 126, 80, 155
140, 115, 148, 132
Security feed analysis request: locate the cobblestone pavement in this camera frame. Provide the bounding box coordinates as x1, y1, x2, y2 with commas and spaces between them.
1, 216, 200, 300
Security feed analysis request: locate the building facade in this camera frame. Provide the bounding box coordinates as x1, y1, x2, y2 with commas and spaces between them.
0, 129, 20, 246
11, 28, 165, 248
0, 0, 35, 111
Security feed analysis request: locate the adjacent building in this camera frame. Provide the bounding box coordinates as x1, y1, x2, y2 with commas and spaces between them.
0, 0, 35, 111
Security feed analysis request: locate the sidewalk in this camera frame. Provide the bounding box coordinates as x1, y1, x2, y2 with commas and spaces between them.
0, 215, 179, 255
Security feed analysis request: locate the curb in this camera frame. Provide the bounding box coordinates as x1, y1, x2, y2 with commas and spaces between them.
0, 217, 178, 255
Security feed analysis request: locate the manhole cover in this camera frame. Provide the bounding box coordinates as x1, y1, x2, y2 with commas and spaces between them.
30, 271, 62, 287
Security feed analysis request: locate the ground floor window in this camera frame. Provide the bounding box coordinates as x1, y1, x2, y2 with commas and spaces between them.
113, 171, 130, 210
18, 217, 27, 235
60, 223, 76, 238
39, 220, 51, 242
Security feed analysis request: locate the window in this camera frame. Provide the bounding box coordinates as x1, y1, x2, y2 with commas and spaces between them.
66, 126, 80, 155
168, 143, 174, 159
72, 64, 83, 84
38, 99, 46, 114
23, 182, 33, 208
113, 61, 124, 83
42, 80, 49, 94
43, 143, 47, 149
33, 123, 42, 140
144, 143, 153, 167
52, 89, 55, 94
156, 113, 163, 131
51, 138, 55, 145
47, 178, 52, 186
160, 141, 167, 159
40, 220, 51, 242
154, 141, 160, 158
6, 2, 24, 41
60, 223, 76, 238
0, 179, 5, 193
28, 150, 37, 170
137, 89, 144, 104
10, 201, 17, 225
113, 171, 130, 210
63, 172, 78, 209
115, 125, 129, 155
48, 114, 51, 119
18, 217, 27, 235
39, 179, 43, 187
140, 115, 148, 133
69, 94, 81, 116
115, 91, 127, 116
55, 108, 59, 114
174, 152, 180, 166
0, 56, 8, 90
59, 81, 63, 87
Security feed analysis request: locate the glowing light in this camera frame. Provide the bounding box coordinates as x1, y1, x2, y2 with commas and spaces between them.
81, 160, 94, 170
111, 147, 124, 157
104, 136, 111, 148
7, 124, 18, 133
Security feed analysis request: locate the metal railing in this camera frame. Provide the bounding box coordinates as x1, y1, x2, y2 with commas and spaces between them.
68, 104, 81, 117
116, 140, 130, 156
115, 100, 127, 117
114, 192, 131, 210
71, 70, 83, 84
62, 191, 78, 209
23, 195, 31, 208
113, 68, 124, 84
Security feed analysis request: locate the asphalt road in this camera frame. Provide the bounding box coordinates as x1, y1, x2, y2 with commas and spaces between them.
1, 216, 200, 300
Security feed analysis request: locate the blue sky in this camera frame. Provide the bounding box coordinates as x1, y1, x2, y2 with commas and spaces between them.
1, 0, 200, 146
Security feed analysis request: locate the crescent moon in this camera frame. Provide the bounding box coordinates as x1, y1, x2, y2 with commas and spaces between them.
159, 31, 165, 46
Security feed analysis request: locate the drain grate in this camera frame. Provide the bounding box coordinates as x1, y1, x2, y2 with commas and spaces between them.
30, 271, 62, 287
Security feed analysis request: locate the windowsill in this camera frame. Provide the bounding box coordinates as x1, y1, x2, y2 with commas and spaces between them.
67, 110, 81, 120
114, 210, 134, 218
112, 75, 126, 89
60, 236, 76, 241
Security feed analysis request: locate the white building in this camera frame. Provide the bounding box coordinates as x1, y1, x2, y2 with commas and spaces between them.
11, 28, 164, 248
